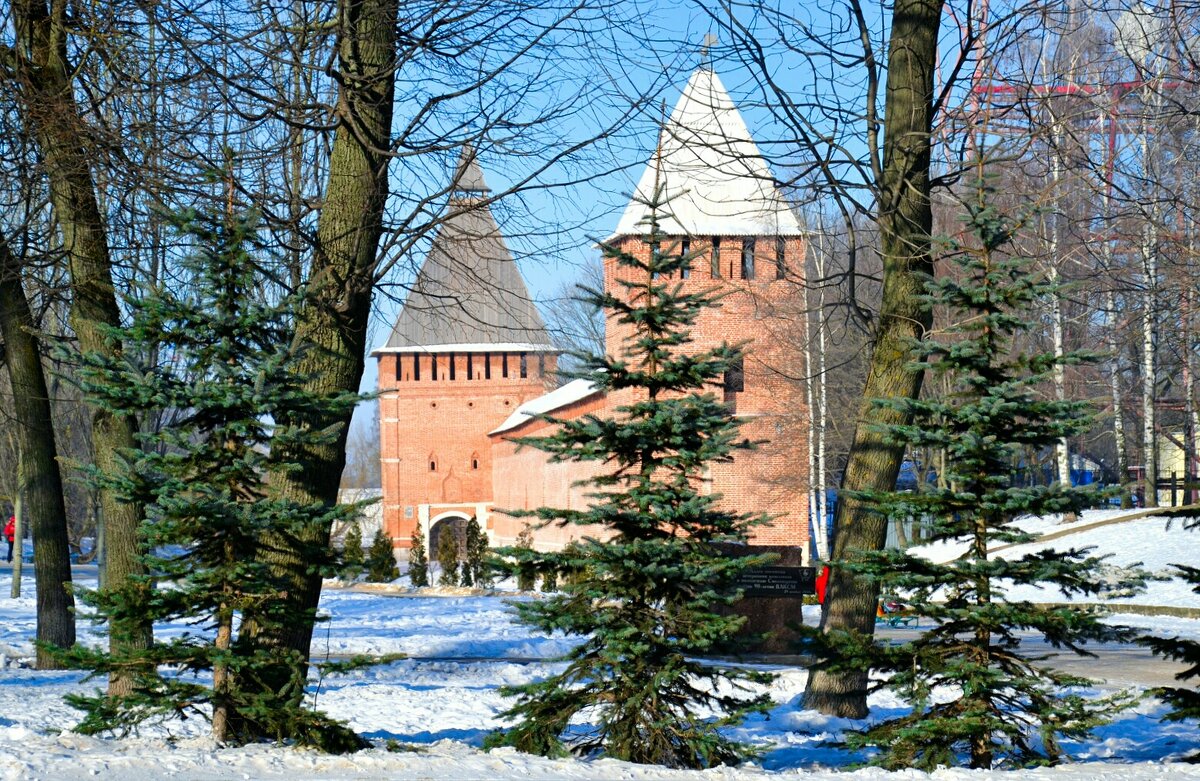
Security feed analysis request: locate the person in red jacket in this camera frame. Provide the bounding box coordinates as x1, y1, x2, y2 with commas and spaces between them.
814, 564, 831, 604
3, 516, 14, 563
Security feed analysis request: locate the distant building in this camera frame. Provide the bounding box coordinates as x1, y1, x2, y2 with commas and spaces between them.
374, 66, 812, 560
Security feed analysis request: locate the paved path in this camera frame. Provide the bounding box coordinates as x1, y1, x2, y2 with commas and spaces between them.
874, 625, 1190, 689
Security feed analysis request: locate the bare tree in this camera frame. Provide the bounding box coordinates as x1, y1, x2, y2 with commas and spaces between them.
0, 233, 74, 665
541, 258, 606, 376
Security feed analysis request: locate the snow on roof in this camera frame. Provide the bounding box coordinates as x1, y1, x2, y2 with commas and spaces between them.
611, 67, 803, 239
489, 378, 601, 435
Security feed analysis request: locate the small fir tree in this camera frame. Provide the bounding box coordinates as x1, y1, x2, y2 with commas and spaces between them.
464, 515, 491, 588
807, 180, 1142, 770
366, 528, 399, 583
437, 526, 460, 586
1140, 512, 1200, 738
485, 190, 772, 768
60, 208, 363, 750
341, 523, 364, 581
460, 551, 475, 587
513, 524, 536, 591
408, 521, 429, 587
540, 567, 557, 593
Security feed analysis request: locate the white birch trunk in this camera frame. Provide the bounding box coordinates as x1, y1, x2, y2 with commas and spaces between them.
803, 249, 821, 561
1048, 156, 1071, 490
815, 234, 830, 560
1141, 215, 1159, 507
805, 226, 831, 561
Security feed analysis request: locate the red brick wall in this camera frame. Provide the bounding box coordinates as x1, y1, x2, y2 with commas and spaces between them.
601, 235, 812, 550
488, 391, 611, 548
377, 350, 557, 547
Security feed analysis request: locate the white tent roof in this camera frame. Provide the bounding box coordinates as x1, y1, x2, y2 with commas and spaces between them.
611, 68, 802, 239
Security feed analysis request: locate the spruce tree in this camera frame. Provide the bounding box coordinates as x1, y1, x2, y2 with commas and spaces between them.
464, 515, 491, 588
62, 208, 363, 751
460, 550, 475, 587
341, 523, 364, 581
485, 190, 772, 768
437, 526, 460, 586
807, 181, 1142, 770
366, 528, 399, 583
408, 521, 429, 587
513, 524, 536, 591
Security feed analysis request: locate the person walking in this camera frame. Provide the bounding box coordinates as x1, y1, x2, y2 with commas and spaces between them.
3, 515, 14, 563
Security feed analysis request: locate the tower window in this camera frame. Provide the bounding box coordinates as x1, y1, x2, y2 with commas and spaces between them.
429, 458, 437, 472
680, 238, 691, 279
467, 353, 474, 380
711, 238, 721, 278
775, 237, 786, 280
723, 355, 745, 393
396, 358, 403, 382
741, 239, 756, 280
413, 353, 421, 381
520, 353, 528, 378
484, 352, 492, 379
502, 352, 509, 378
430, 354, 439, 380
538, 353, 545, 377
449, 352, 456, 381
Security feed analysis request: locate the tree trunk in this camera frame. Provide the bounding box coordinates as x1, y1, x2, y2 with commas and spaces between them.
11, 462, 23, 598
803, 0, 942, 718
1141, 218, 1158, 508
233, 0, 397, 729
0, 235, 76, 666
11, 0, 149, 689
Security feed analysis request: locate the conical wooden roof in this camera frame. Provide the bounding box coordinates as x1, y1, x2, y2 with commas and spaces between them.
377, 149, 554, 353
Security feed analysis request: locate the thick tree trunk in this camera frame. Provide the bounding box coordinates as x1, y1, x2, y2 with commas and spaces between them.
233, 0, 396, 731
11, 0, 149, 689
803, 0, 942, 718
0, 237, 76, 668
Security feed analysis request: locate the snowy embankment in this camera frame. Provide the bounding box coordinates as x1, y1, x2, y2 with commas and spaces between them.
0, 508, 1198, 780
911, 509, 1200, 609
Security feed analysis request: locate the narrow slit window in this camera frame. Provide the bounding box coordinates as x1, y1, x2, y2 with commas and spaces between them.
467, 353, 474, 380
484, 352, 492, 379
502, 353, 509, 378
396, 358, 404, 382
711, 238, 721, 278
775, 237, 786, 279
520, 353, 528, 379
741, 239, 756, 280
413, 353, 421, 381
724, 355, 745, 393
449, 352, 456, 381
538, 353, 546, 377
680, 238, 691, 279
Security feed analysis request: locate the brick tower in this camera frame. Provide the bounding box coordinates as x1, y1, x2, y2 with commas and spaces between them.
605, 66, 811, 552
373, 148, 557, 550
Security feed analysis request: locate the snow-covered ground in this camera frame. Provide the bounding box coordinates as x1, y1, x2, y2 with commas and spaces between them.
0, 508, 1199, 780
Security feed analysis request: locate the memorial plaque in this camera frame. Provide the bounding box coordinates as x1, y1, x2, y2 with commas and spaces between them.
736, 565, 816, 598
